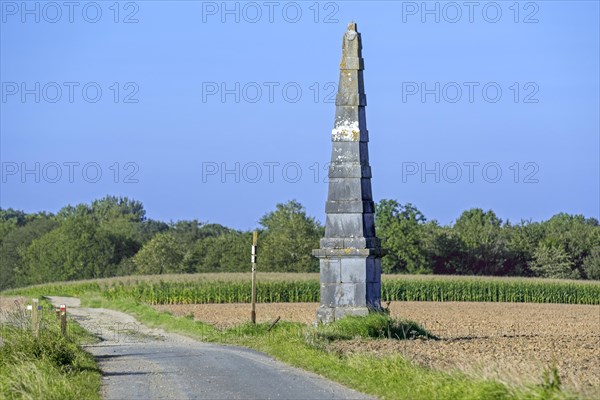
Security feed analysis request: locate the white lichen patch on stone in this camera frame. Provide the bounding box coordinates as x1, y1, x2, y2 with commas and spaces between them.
332, 120, 360, 141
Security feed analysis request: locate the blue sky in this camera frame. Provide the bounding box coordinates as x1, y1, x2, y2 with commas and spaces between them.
1, 0, 599, 229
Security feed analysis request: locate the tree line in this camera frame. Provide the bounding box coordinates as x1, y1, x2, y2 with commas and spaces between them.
0, 196, 598, 290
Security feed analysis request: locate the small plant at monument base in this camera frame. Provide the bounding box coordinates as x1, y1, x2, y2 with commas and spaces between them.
315, 313, 438, 342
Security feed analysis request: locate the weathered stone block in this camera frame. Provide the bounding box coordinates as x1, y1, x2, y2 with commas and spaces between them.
334, 307, 369, 320
339, 56, 364, 71
333, 108, 367, 132
329, 142, 370, 164
328, 164, 371, 179
320, 259, 341, 283
334, 282, 367, 307
320, 284, 337, 308
340, 258, 367, 283
316, 306, 335, 324
319, 237, 343, 248
326, 177, 373, 202
324, 213, 376, 238
313, 248, 385, 258
325, 200, 375, 214
324, 213, 363, 237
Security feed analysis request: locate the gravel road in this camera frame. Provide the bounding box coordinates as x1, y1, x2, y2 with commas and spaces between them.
46, 297, 371, 400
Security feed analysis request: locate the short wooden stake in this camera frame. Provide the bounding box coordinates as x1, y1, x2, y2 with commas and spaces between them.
267, 316, 281, 332
31, 299, 39, 337
251, 230, 258, 324
60, 305, 67, 337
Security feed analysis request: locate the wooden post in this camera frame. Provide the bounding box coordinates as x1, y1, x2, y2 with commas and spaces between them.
31, 298, 39, 337
251, 230, 258, 324
60, 305, 67, 337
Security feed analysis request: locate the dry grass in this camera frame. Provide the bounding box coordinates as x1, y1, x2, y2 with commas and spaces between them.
0, 296, 27, 311
0, 296, 27, 324
155, 302, 316, 329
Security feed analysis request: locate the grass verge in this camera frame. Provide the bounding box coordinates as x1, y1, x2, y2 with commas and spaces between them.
0, 299, 101, 400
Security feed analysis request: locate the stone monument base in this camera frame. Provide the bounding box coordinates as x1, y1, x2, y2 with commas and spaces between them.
316, 305, 370, 324
312, 249, 384, 324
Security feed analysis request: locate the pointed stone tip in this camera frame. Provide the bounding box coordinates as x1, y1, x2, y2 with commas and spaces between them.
347, 22, 357, 32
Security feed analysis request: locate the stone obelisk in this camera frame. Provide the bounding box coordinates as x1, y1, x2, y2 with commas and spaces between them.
313, 22, 383, 323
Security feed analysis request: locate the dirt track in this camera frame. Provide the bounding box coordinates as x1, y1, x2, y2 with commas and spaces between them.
155, 301, 600, 397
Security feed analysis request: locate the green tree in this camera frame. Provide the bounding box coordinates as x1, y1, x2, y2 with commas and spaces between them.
375, 200, 431, 273
452, 208, 508, 275
55, 196, 153, 277
138, 219, 170, 243
428, 224, 466, 275
258, 200, 322, 272
176, 223, 239, 273
0, 208, 29, 245
582, 246, 600, 280
0, 217, 59, 290
504, 220, 545, 276
171, 220, 205, 246
133, 232, 187, 275
20, 214, 115, 285
529, 243, 577, 279
91, 196, 146, 222
0, 208, 28, 225
539, 213, 600, 277
197, 223, 231, 238
56, 203, 93, 220
184, 231, 251, 272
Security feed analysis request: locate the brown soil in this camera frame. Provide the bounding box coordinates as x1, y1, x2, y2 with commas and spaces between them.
154, 302, 315, 329
155, 301, 600, 397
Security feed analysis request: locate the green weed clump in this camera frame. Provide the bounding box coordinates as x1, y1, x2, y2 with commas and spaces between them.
317, 313, 437, 341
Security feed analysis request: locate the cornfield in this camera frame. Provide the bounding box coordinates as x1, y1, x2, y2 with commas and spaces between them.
100, 278, 600, 305
381, 279, 600, 304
